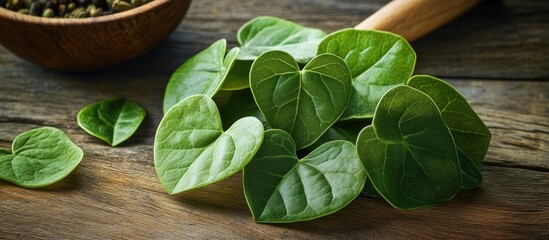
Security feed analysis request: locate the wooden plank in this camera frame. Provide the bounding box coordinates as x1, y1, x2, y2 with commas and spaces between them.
0, 165, 547, 239
1, 0, 548, 238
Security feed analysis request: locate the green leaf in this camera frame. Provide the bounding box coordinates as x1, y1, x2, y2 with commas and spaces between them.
407, 75, 491, 165
250, 51, 352, 149
317, 29, 416, 120
220, 61, 253, 91
0, 149, 9, 156
0, 127, 83, 188
77, 98, 146, 147
356, 86, 461, 210
238, 16, 327, 63
163, 39, 240, 113
407, 75, 490, 189
154, 94, 264, 195
244, 129, 366, 223
219, 89, 269, 130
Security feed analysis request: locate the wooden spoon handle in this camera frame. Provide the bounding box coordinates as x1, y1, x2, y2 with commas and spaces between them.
355, 0, 481, 41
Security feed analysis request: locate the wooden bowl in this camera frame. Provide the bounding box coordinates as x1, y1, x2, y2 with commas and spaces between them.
0, 0, 192, 71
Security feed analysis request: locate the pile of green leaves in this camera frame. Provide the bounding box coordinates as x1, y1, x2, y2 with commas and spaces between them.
155, 16, 491, 223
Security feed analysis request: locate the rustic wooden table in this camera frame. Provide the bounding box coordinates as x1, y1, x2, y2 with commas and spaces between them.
1, 0, 548, 239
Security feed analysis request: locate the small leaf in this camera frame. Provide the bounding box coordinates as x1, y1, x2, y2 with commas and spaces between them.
154, 94, 264, 195
77, 98, 146, 147
356, 86, 461, 210
0, 127, 83, 188
244, 129, 366, 223
250, 51, 352, 149
238, 16, 327, 63
318, 29, 416, 120
163, 39, 240, 113
220, 61, 253, 91
408, 75, 490, 189
407, 75, 491, 166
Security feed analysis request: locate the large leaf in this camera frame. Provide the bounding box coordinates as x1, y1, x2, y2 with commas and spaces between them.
407, 75, 490, 189
154, 94, 264, 195
0, 127, 83, 188
163, 39, 239, 113
238, 16, 327, 63
244, 129, 366, 223
356, 86, 461, 210
250, 51, 352, 149
317, 29, 416, 120
77, 98, 146, 147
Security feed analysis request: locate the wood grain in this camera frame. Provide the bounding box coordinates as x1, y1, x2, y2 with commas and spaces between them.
0, 0, 548, 239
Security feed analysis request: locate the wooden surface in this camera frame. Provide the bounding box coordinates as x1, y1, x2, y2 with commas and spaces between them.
1, 0, 548, 239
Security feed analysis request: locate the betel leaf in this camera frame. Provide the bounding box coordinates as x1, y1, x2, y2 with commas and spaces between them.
163, 39, 240, 113
238, 16, 327, 63
0, 127, 83, 188
407, 75, 491, 165
250, 51, 352, 149
154, 94, 264, 195
220, 61, 253, 91
317, 29, 416, 120
244, 129, 366, 223
77, 98, 146, 147
356, 86, 461, 210
407, 75, 490, 189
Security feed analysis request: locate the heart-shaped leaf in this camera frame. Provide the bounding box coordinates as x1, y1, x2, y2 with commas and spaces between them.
77, 98, 146, 147
244, 129, 366, 223
154, 94, 264, 195
0, 127, 83, 188
356, 86, 461, 210
238, 16, 327, 63
163, 39, 239, 113
407, 75, 491, 166
250, 51, 352, 149
408, 76, 489, 189
317, 29, 416, 120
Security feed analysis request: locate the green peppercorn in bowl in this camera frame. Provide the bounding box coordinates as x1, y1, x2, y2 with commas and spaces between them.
0, 0, 192, 71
